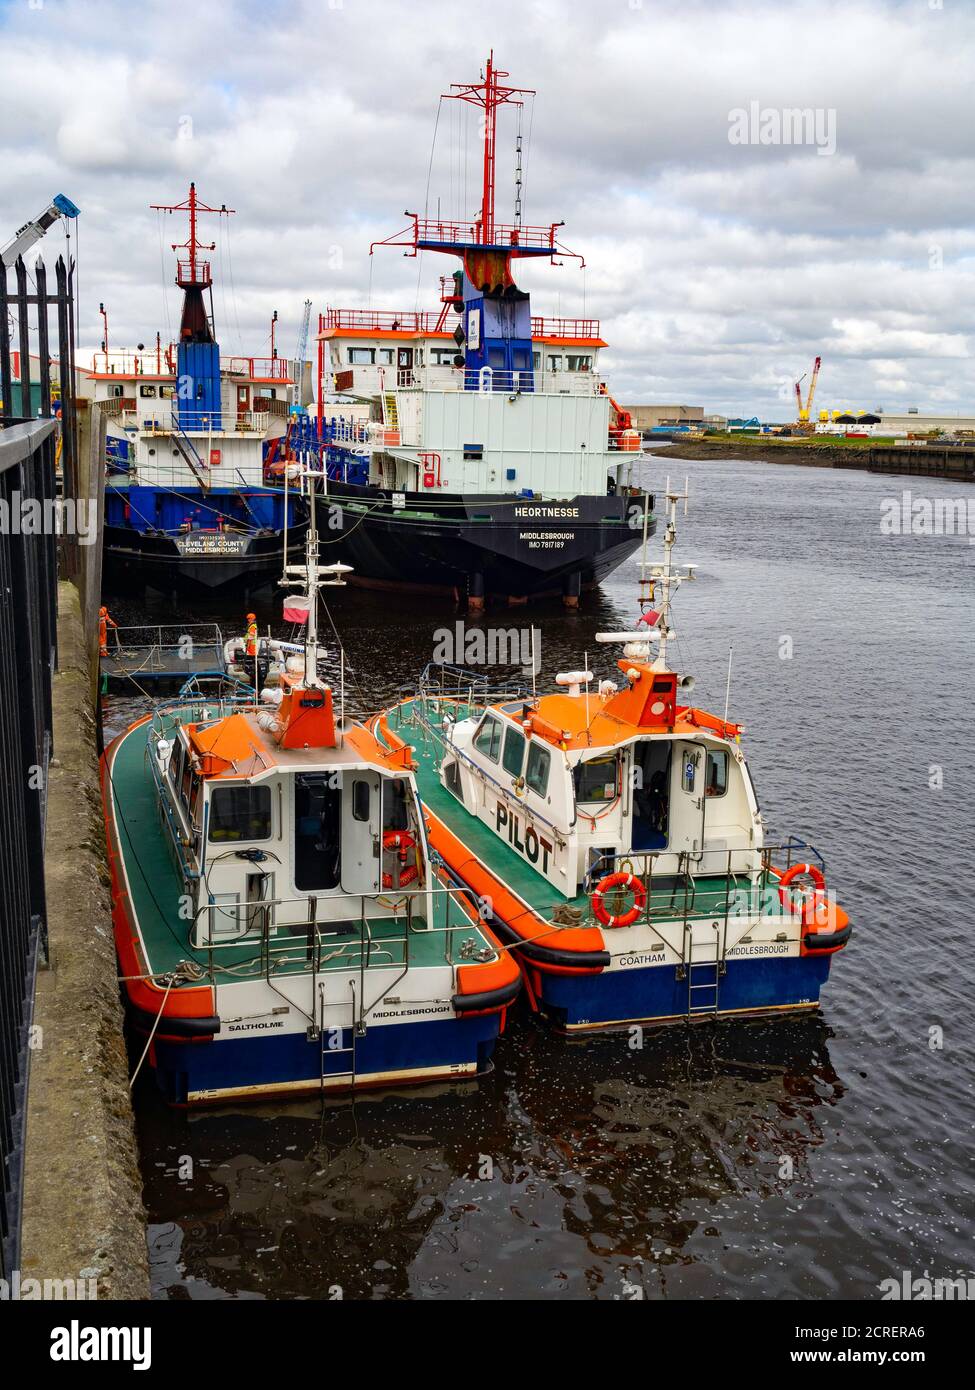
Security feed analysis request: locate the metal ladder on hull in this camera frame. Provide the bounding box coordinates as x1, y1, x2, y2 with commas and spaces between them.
317, 978, 360, 1094
683, 921, 724, 1018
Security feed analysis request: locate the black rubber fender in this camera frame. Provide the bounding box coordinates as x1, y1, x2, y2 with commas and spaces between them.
803, 922, 852, 954
128, 1005, 221, 1039
451, 975, 522, 1015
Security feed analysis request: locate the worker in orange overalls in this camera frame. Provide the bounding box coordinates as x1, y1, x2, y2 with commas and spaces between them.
99, 605, 117, 656
245, 613, 258, 658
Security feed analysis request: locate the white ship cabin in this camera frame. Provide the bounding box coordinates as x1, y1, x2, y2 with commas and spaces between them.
153, 686, 432, 948
92, 347, 295, 489
440, 661, 762, 896
318, 308, 643, 497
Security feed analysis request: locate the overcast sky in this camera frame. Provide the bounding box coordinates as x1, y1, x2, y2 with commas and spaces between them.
2, 0, 973, 417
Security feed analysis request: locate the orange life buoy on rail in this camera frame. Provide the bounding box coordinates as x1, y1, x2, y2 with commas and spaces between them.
592, 871, 646, 929
383, 830, 416, 855
777, 861, 826, 909
382, 864, 419, 890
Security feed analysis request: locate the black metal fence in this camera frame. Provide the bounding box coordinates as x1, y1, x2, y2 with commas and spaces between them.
0, 254, 73, 1280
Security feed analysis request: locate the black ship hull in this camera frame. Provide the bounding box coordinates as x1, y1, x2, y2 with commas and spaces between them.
318, 484, 655, 602
101, 518, 311, 602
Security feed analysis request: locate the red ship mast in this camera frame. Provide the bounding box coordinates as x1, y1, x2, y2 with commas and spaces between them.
150, 182, 234, 289
445, 51, 533, 245
370, 55, 582, 268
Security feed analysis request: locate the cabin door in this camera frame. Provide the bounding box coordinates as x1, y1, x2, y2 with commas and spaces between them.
631, 740, 671, 853
340, 771, 381, 894
668, 742, 706, 865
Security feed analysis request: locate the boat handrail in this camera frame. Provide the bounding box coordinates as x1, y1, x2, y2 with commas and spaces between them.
105, 620, 225, 652
190, 879, 499, 982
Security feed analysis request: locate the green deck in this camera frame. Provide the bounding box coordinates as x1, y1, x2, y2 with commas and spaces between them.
106, 710, 490, 984
384, 700, 785, 927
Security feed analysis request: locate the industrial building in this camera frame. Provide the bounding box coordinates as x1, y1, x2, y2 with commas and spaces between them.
815, 411, 975, 437
625, 404, 704, 430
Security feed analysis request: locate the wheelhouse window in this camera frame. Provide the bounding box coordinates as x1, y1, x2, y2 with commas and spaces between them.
139, 384, 157, 398
473, 715, 502, 762
682, 752, 698, 794
546, 354, 563, 372
180, 751, 194, 808
169, 741, 185, 795
567, 354, 592, 372
574, 753, 617, 803
525, 742, 550, 796
502, 726, 525, 778
705, 749, 729, 797
430, 348, 457, 366
208, 784, 272, 842
348, 347, 375, 366
377, 348, 394, 365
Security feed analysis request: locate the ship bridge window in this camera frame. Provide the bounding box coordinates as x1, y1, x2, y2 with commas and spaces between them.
546, 355, 563, 372
532, 352, 541, 369
502, 726, 525, 778
574, 753, 618, 804
348, 348, 375, 366
525, 742, 550, 797
705, 749, 729, 797
431, 349, 456, 366
473, 714, 502, 762
378, 347, 394, 365
567, 355, 592, 372
209, 784, 272, 842
140, 384, 157, 398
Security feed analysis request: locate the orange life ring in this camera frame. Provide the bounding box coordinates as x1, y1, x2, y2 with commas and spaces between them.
383, 830, 416, 856
777, 861, 826, 910
592, 871, 646, 929
382, 864, 419, 890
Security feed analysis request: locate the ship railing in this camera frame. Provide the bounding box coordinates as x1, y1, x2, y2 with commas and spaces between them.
221, 355, 293, 381
189, 881, 502, 1017
414, 662, 533, 714
323, 307, 602, 341
462, 368, 536, 394
582, 841, 830, 966
103, 622, 225, 668
412, 217, 560, 250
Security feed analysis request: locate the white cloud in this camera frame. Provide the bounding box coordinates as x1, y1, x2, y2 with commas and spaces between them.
1, 0, 972, 416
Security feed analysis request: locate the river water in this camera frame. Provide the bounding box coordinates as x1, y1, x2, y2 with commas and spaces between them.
104, 452, 975, 1300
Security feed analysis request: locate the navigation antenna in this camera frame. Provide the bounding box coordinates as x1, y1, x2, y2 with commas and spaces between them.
279, 475, 352, 728
597, 477, 695, 674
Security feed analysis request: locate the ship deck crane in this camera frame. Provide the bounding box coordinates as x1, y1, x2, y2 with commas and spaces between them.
2, 195, 80, 268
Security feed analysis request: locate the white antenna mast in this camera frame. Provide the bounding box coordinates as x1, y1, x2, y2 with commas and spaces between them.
279, 468, 352, 690
652, 476, 694, 672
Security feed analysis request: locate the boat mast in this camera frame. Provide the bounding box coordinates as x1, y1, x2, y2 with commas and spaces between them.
446, 51, 534, 243
280, 472, 350, 691
652, 477, 693, 672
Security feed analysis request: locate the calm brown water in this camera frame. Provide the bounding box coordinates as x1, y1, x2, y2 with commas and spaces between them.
104, 454, 975, 1300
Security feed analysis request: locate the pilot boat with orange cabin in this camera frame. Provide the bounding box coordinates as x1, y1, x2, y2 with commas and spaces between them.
100, 494, 519, 1105
374, 484, 851, 1031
